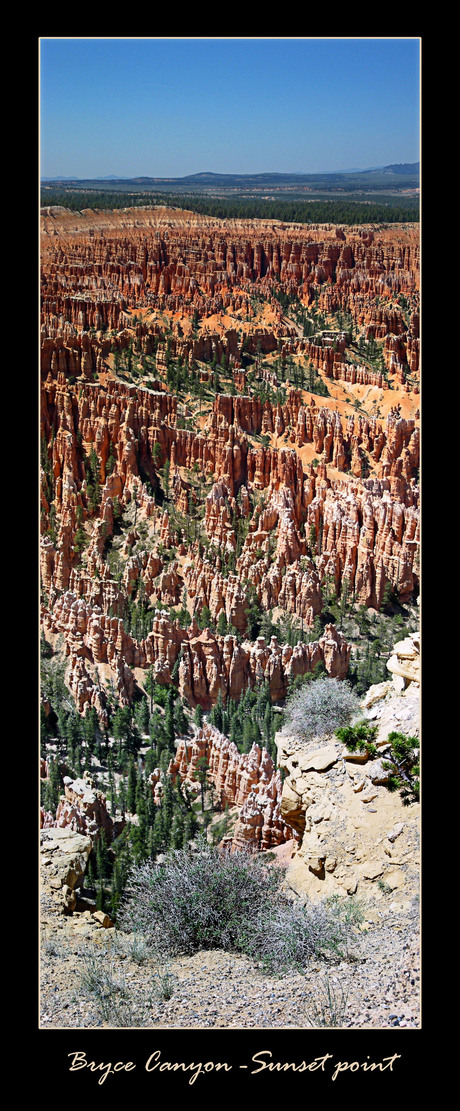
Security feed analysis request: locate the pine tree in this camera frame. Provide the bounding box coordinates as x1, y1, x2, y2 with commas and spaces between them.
174, 697, 187, 737
127, 758, 138, 814
151, 809, 165, 855
264, 702, 273, 744
66, 712, 81, 753
242, 717, 254, 753
198, 604, 212, 630
183, 810, 197, 847
164, 690, 176, 751
170, 809, 185, 850
210, 690, 224, 732
217, 610, 228, 636
119, 774, 127, 819
135, 696, 150, 737
96, 879, 105, 912
229, 714, 241, 748
194, 756, 211, 812
145, 779, 157, 829
86, 856, 96, 891
95, 829, 110, 882
110, 779, 117, 818
160, 772, 175, 834
44, 755, 61, 813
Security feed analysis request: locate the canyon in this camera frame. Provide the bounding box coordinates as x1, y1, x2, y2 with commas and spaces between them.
40, 205, 420, 937
40, 630, 420, 916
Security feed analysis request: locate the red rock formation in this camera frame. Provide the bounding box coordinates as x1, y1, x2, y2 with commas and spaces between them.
168, 722, 296, 852
40, 208, 419, 733
45, 771, 116, 843
43, 576, 350, 713
41, 214, 419, 379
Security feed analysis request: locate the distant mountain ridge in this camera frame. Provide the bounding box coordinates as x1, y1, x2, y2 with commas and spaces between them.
42, 162, 420, 186
370, 163, 419, 175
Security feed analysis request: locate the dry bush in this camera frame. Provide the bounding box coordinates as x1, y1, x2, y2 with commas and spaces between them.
280, 677, 360, 743
116, 844, 360, 973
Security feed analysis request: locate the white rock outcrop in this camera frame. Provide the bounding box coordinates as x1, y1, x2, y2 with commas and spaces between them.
276, 634, 420, 906
386, 631, 420, 689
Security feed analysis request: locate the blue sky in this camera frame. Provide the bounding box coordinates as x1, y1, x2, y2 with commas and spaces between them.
40, 37, 421, 179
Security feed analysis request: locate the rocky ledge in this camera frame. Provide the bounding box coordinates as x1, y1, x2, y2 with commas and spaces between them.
276, 633, 420, 905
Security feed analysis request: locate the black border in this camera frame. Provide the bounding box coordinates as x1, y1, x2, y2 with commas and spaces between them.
34, 32, 429, 1098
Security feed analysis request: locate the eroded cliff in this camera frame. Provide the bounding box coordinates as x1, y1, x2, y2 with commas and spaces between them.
40, 205, 420, 915
275, 632, 420, 903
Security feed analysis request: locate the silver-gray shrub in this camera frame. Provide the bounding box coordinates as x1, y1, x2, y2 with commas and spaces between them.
116, 846, 359, 973
238, 895, 359, 972
280, 677, 360, 744
117, 847, 280, 956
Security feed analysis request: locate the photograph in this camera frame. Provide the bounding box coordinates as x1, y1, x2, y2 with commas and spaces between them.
38, 34, 422, 1091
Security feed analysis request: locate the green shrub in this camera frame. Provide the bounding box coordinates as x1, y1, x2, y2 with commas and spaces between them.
337, 723, 420, 804
77, 944, 157, 1026
305, 974, 350, 1028
78, 946, 128, 1022
382, 731, 420, 804
335, 719, 378, 756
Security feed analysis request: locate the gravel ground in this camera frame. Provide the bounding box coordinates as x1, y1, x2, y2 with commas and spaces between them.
39, 886, 420, 1030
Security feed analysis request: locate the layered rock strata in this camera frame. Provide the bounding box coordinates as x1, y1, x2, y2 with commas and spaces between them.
168, 722, 295, 852
40, 826, 93, 915
43, 591, 351, 713
40, 209, 420, 726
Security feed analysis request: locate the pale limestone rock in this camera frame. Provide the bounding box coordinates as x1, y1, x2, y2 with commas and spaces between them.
308, 799, 335, 823
276, 779, 305, 836
61, 884, 77, 911
308, 856, 326, 878
346, 877, 358, 895
360, 861, 385, 880
390, 671, 406, 692
368, 759, 393, 785
361, 787, 380, 803
92, 910, 114, 928
275, 653, 420, 903
386, 631, 420, 688
361, 680, 393, 709
40, 825, 92, 861
299, 745, 338, 772
343, 749, 370, 764
383, 869, 406, 890
40, 829, 94, 916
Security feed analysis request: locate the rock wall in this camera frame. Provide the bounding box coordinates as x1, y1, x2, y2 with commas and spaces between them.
40, 210, 419, 724
168, 722, 295, 853
41, 214, 419, 326
43, 589, 351, 713
41, 370, 419, 674
41, 768, 117, 844
275, 634, 420, 902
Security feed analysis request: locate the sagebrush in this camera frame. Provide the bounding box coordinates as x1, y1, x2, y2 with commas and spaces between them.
280, 677, 360, 743
116, 844, 361, 972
